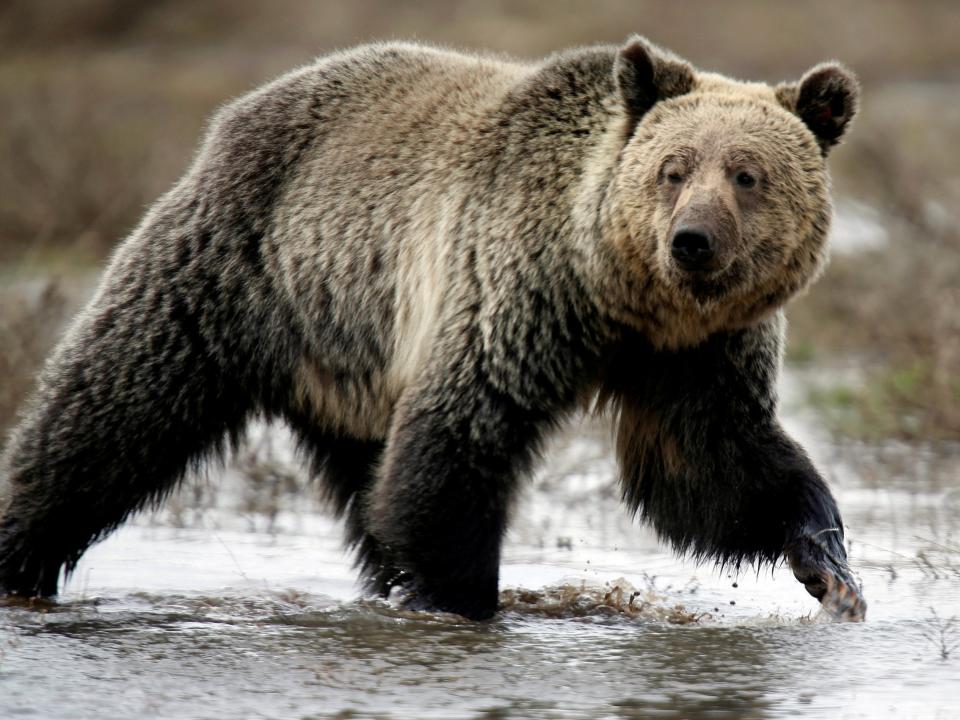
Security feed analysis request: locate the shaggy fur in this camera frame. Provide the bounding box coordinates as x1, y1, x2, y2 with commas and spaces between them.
0, 37, 863, 620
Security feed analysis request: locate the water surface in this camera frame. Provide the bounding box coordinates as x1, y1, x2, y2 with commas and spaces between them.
2, 378, 959, 719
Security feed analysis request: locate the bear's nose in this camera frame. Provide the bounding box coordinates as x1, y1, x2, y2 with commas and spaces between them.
670, 228, 716, 271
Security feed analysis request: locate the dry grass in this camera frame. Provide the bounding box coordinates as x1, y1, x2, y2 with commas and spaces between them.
921, 608, 960, 660
787, 84, 960, 442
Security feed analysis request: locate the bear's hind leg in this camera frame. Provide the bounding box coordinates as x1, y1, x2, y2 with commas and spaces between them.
0, 254, 256, 597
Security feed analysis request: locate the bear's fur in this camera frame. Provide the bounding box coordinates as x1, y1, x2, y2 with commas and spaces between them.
0, 37, 865, 620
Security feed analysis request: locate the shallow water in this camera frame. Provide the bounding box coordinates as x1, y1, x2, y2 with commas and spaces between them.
2, 376, 959, 719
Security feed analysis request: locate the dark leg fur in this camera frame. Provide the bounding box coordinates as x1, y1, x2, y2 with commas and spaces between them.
603, 316, 865, 619
0, 74, 349, 598
283, 411, 398, 595
0, 201, 295, 597
367, 365, 551, 621
0, 280, 252, 597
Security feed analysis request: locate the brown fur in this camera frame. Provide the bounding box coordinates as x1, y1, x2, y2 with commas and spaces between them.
585, 70, 848, 349
0, 37, 863, 620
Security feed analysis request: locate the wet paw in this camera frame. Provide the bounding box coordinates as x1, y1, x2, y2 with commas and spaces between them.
787, 532, 867, 622
819, 570, 867, 622
390, 582, 498, 621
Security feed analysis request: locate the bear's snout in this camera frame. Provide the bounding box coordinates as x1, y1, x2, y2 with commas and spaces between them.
670, 227, 716, 272
667, 190, 739, 277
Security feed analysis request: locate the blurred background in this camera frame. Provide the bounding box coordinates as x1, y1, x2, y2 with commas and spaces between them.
1, 0, 958, 448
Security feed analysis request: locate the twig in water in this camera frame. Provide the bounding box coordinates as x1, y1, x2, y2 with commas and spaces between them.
920, 607, 959, 660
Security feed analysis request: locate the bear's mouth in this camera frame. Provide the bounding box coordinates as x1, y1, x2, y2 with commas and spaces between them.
671, 260, 746, 303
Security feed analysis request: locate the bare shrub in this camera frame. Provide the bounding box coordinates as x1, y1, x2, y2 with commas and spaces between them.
0, 72, 160, 262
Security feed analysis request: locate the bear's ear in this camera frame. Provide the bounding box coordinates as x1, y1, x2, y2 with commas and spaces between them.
776, 63, 859, 156
615, 36, 695, 133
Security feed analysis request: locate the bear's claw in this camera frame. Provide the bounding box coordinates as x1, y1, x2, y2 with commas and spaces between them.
786, 532, 867, 622
819, 569, 867, 622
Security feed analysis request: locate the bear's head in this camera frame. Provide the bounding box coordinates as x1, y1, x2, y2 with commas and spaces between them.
603, 36, 858, 347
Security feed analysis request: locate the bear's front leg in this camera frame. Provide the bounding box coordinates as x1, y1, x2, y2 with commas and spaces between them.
733, 427, 868, 622
605, 314, 867, 621
366, 363, 551, 621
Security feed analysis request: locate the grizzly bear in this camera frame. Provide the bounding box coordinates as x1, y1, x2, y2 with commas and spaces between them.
0, 37, 865, 621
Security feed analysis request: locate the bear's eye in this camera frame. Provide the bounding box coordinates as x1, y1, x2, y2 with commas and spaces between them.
735, 171, 757, 189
